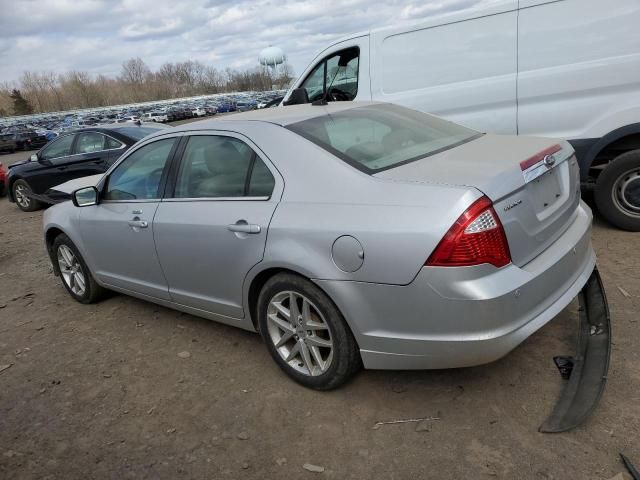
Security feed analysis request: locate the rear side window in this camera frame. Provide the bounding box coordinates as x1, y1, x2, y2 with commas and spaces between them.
287, 104, 481, 173
75, 132, 105, 154
105, 136, 124, 150
174, 135, 275, 199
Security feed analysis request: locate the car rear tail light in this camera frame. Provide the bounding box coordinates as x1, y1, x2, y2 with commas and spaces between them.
426, 196, 511, 268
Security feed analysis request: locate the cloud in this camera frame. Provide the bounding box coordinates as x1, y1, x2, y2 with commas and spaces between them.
0, 0, 490, 83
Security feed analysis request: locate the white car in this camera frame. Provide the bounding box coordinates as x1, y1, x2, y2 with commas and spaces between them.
115, 116, 140, 124
284, 0, 640, 231
143, 112, 168, 123
192, 107, 207, 117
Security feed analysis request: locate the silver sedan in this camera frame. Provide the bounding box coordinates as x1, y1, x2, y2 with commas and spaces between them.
43, 102, 596, 390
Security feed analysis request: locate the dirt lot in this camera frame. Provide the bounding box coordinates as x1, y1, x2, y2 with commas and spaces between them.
0, 147, 638, 480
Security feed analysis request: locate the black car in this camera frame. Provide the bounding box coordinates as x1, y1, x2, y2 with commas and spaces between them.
12, 130, 48, 151
0, 133, 17, 153
7, 124, 169, 212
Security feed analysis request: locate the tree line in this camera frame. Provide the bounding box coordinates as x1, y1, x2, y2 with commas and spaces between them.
0, 57, 295, 117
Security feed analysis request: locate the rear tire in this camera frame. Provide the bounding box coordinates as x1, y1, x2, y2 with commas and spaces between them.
257, 273, 361, 390
12, 179, 42, 212
52, 234, 105, 304
595, 150, 640, 231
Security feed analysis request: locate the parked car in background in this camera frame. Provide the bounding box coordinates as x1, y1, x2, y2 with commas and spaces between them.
0, 161, 7, 197
7, 123, 170, 212
236, 101, 255, 112
143, 112, 169, 123
214, 102, 236, 113
284, 0, 640, 231
192, 107, 207, 117
115, 115, 141, 124
42, 103, 604, 408
0, 133, 17, 153
12, 131, 48, 151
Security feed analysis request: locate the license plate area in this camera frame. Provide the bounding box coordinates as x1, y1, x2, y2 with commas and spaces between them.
527, 168, 563, 214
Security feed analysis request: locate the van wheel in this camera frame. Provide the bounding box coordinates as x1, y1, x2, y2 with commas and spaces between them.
257, 273, 361, 390
595, 150, 640, 231
12, 179, 42, 212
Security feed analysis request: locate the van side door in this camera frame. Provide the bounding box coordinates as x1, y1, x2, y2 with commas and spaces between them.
369, 1, 518, 134
517, 0, 640, 140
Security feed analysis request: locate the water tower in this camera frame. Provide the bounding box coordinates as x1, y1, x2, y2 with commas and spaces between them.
259, 46, 286, 74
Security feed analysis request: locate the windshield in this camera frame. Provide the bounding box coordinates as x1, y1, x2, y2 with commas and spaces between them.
287, 104, 482, 173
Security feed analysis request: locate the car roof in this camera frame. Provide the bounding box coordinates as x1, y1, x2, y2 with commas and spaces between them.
70, 124, 170, 141
171, 101, 385, 132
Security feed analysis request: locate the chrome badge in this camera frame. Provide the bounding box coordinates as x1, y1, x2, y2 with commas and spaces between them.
543, 154, 556, 167
503, 199, 522, 212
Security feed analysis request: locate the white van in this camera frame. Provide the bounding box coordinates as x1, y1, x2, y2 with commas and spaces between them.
283, 0, 640, 231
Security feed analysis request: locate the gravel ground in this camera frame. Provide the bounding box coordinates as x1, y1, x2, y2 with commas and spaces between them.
0, 145, 638, 480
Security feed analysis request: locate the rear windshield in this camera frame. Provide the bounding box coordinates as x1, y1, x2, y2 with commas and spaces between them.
287, 104, 482, 173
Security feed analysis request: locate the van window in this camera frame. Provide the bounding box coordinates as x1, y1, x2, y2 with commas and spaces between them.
300, 47, 359, 102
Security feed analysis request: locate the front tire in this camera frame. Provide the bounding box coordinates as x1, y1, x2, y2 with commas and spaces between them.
595, 150, 640, 231
12, 179, 42, 212
257, 273, 361, 390
52, 234, 105, 304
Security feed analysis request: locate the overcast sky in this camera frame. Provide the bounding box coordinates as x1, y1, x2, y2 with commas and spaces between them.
0, 0, 489, 84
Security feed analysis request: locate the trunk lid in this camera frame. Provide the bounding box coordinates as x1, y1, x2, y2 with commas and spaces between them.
375, 134, 581, 266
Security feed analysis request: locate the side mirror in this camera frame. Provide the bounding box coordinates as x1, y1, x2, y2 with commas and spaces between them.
72, 186, 98, 207
30, 153, 38, 162
283, 88, 309, 106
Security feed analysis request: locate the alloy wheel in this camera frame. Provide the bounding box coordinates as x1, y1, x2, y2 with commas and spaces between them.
266, 291, 334, 376
14, 184, 31, 209
57, 245, 86, 296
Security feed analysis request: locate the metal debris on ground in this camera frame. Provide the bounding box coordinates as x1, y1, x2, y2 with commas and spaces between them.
373, 416, 440, 430
621, 453, 640, 480
302, 463, 325, 473
0, 364, 13, 375
617, 286, 631, 298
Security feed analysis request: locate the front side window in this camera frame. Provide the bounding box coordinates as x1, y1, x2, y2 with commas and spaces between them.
40, 134, 75, 162
287, 104, 482, 173
299, 47, 359, 103
174, 135, 275, 198
104, 138, 176, 201
75, 132, 105, 154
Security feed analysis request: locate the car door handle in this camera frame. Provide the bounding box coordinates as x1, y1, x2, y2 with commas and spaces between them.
128, 220, 148, 229
227, 222, 261, 234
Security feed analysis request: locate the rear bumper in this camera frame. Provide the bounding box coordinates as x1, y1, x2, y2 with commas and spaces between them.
316, 201, 595, 369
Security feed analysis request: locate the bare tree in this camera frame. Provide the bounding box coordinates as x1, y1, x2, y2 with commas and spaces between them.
1, 56, 288, 116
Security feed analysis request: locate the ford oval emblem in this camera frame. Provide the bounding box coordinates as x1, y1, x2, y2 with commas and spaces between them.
543, 154, 556, 167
